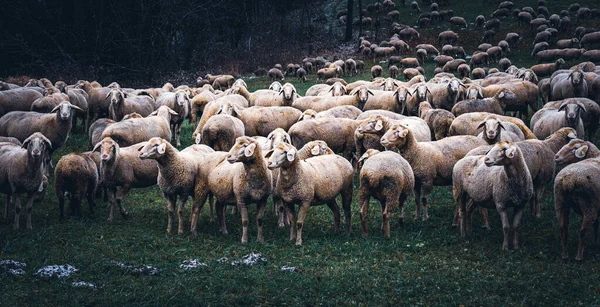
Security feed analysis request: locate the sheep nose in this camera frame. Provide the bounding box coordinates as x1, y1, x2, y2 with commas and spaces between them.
32, 149, 41, 156
101, 154, 109, 160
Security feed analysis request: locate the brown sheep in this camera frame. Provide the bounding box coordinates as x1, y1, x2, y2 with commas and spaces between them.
289, 118, 359, 162
371, 65, 383, 79
531, 58, 565, 77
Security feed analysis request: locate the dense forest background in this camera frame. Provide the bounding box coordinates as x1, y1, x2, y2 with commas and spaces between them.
0, 0, 352, 85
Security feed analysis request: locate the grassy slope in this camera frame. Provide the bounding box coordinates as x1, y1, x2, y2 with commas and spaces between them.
3, 1, 600, 306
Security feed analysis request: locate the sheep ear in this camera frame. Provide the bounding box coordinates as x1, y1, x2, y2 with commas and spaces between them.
375, 120, 384, 131
195, 133, 202, 144
157, 143, 167, 154
286, 148, 296, 161
498, 122, 506, 130
50, 105, 61, 113
168, 108, 179, 116
498, 91, 504, 98
567, 130, 577, 139
575, 145, 588, 158
264, 149, 274, 159
311, 145, 320, 155
367, 90, 375, 96
297, 114, 304, 122
149, 110, 158, 116
478, 88, 483, 98
105, 91, 111, 99
505, 146, 517, 159
232, 103, 243, 117
577, 103, 587, 113
406, 90, 413, 96
558, 101, 568, 112
69, 104, 83, 112
92, 142, 102, 152
244, 142, 256, 157
477, 121, 486, 130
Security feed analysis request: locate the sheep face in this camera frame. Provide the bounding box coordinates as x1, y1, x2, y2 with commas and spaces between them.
484, 142, 518, 167
496, 89, 516, 107
175, 91, 189, 106
330, 82, 346, 96
351, 86, 373, 105
380, 124, 409, 148
281, 83, 297, 101
394, 86, 411, 107
139, 137, 167, 160
298, 109, 317, 122
447, 79, 464, 96
265, 142, 297, 170
23, 132, 52, 159
466, 85, 483, 99
356, 116, 386, 135
269, 82, 282, 92
478, 119, 505, 140
52, 102, 81, 121
413, 84, 430, 101
227, 137, 259, 164
554, 138, 589, 165
304, 140, 332, 157
94, 137, 119, 162
383, 78, 398, 91
569, 70, 583, 84
265, 128, 291, 151
107, 88, 125, 105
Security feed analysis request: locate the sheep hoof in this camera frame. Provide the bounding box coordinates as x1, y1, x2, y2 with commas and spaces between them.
480, 225, 491, 231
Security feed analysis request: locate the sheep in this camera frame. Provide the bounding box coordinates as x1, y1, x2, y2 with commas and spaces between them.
105, 88, 154, 122
480, 81, 539, 120
554, 138, 600, 166
543, 98, 600, 140
415, 44, 440, 56
297, 105, 363, 122
30, 87, 70, 114
292, 86, 372, 112
191, 95, 249, 140
449, 16, 467, 28
428, 78, 466, 111
404, 82, 431, 115
76, 80, 112, 122
457, 64, 471, 78
470, 52, 489, 68
371, 65, 383, 79
155, 90, 191, 146
192, 137, 272, 242
505, 33, 520, 46
54, 152, 98, 220
554, 156, 600, 260
454, 141, 533, 250
580, 32, 600, 48
265, 142, 353, 245
268, 68, 285, 81
0, 88, 43, 118
486, 46, 503, 63
92, 137, 157, 222
443, 59, 467, 72
0, 133, 51, 229
196, 114, 245, 151
433, 55, 453, 68
249, 83, 298, 107
418, 101, 455, 140
550, 69, 588, 100
363, 86, 411, 114
138, 137, 215, 234
317, 67, 341, 82
451, 88, 515, 116
211, 76, 235, 91
101, 105, 177, 147
531, 100, 586, 139
471, 68, 486, 80
189, 90, 217, 126
0, 101, 82, 166
380, 124, 487, 220
438, 30, 459, 46
481, 30, 497, 43
372, 47, 397, 61
289, 118, 359, 162
465, 84, 484, 100
357, 149, 414, 238
389, 65, 400, 79
530, 59, 564, 78
449, 112, 536, 139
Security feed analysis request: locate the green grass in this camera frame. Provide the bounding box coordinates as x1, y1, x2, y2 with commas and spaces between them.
4, 2, 600, 305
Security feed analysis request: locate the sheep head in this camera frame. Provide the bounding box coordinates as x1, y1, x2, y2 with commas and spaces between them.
330, 82, 347, 96
554, 138, 589, 165
51, 101, 83, 121
413, 83, 430, 102
265, 142, 298, 170
383, 78, 399, 91
466, 85, 484, 99
280, 83, 297, 101
447, 79, 466, 95
265, 128, 291, 151
357, 149, 380, 169
23, 132, 52, 158
568, 69, 584, 84
558, 101, 586, 127
303, 140, 333, 157
350, 86, 373, 106
269, 81, 282, 92
495, 88, 516, 107
106, 88, 126, 105
380, 124, 410, 149
94, 137, 119, 162
139, 137, 168, 160
484, 141, 519, 166
227, 137, 260, 164
175, 90, 190, 106
297, 109, 317, 122
394, 85, 412, 107
477, 118, 506, 141
356, 115, 386, 135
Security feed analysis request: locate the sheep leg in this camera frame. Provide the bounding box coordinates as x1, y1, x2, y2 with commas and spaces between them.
478, 208, 490, 230
176, 124, 182, 147
286, 203, 297, 241
190, 188, 209, 237
164, 193, 176, 234
398, 193, 408, 227
87, 181, 97, 218
465, 199, 475, 236
216, 202, 228, 235
207, 194, 215, 222
295, 202, 311, 245
421, 182, 433, 221
341, 185, 353, 235
413, 181, 423, 220
511, 206, 524, 250
497, 207, 510, 251
532, 185, 544, 218
107, 188, 117, 223
359, 193, 370, 238
176, 196, 188, 235
326, 200, 341, 232
58, 191, 65, 221
25, 193, 36, 230
116, 186, 130, 219
555, 195, 570, 260
383, 199, 397, 239
452, 205, 460, 227
256, 200, 267, 243
577, 211, 597, 261
12, 194, 20, 230
237, 201, 250, 243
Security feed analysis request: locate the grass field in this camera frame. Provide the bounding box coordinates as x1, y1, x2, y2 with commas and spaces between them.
3, 0, 600, 305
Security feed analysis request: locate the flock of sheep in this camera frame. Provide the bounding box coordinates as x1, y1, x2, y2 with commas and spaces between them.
1, 0, 600, 261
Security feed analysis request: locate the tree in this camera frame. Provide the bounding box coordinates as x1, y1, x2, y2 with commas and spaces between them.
344, 0, 354, 41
